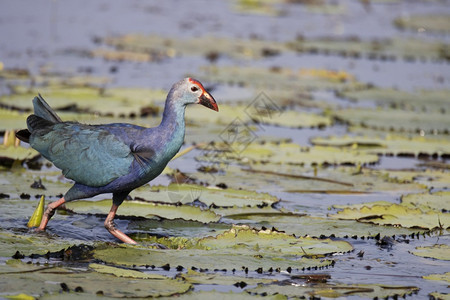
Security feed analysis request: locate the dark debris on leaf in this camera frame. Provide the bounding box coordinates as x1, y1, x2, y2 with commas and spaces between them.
30, 178, 46, 190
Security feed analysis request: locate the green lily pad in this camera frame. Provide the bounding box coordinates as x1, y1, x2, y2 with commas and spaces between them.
333, 108, 450, 134
423, 272, 450, 283
394, 14, 450, 33
131, 183, 279, 208
0, 168, 72, 198
94, 246, 333, 272
0, 146, 39, 165
186, 104, 331, 128
329, 203, 450, 230
288, 36, 448, 61
197, 226, 353, 256
1, 85, 165, 118
65, 199, 221, 223
311, 134, 450, 157
0, 260, 191, 298
102, 34, 287, 60
199, 66, 363, 93
227, 214, 428, 238
197, 141, 379, 167
89, 263, 167, 279
181, 269, 275, 286
402, 191, 450, 212
384, 169, 450, 190
340, 88, 450, 112
191, 164, 425, 194
411, 244, 450, 261
160, 290, 286, 300
248, 282, 419, 299
428, 292, 450, 300
0, 230, 89, 257
94, 226, 347, 271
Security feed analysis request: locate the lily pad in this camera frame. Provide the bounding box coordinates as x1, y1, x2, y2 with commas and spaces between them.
89, 263, 167, 279
0, 146, 39, 166
329, 203, 450, 230
340, 88, 450, 112
411, 244, 450, 261
423, 272, 450, 283
191, 164, 425, 194
311, 134, 450, 157
1, 85, 165, 118
197, 141, 379, 166
0, 230, 89, 257
94, 226, 347, 271
228, 214, 428, 238
65, 199, 221, 223
394, 14, 450, 33
131, 183, 279, 208
197, 226, 353, 257
288, 36, 449, 61
181, 269, 275, 286
248, 281, 419, 299
0, 260, 191, 298
199, 66, 362, 93
402, 191, 450, 212
333, 108, 450, 134
186, 104, 331, 129
102, 34, 287, 60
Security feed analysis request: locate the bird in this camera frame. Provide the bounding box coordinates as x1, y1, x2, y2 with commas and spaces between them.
16, 78, 218, 244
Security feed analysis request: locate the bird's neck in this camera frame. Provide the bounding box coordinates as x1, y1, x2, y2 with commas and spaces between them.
158, 100, 186, 154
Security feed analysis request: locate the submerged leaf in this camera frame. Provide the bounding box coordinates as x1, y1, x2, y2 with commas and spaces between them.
423, 272, 450, 283
411, 244, 450, 261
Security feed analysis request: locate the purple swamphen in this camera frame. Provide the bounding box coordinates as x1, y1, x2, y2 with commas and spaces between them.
16, 78, 218, 244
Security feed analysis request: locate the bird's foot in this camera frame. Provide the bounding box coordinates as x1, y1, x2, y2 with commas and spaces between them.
104, 218, 137, 244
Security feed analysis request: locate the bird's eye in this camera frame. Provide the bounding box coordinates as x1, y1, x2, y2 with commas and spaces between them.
191, 86, 199, 92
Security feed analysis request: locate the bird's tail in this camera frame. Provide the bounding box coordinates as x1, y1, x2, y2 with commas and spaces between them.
16, 94, 61, 143
32, 94, 62, 123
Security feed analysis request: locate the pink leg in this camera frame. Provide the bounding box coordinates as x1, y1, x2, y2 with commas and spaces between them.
104, 203, 137, 244
37, 197, 66, 231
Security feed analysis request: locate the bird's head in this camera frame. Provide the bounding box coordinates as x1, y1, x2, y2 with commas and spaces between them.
170, 78, 218, 112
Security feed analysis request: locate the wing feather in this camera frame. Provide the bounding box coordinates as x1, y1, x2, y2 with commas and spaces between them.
30, 123, 134, 187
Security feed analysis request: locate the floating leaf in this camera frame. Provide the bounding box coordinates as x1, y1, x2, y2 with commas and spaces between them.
227, 214, 428, 238
181, 269, 275, 286
311, 134, 450, 157
131, 183, 279, 208
394, 14, 450, 33
288, 36, 448, 61
186, 104, 331, 128
197, 226, 353, 256
27, 195, 45, 228
423, 272, 450, 283
411, 244, 450, 261
94, 226, 346, 271
340, 88, 450, 112
0, 85, 165, 118
333, 108, 450, 134
329, 203, 450, 230
0, 260, 191, 298
102, 34, 287, 60
402, 191, 450, 212
248, 282, 419, 299
197, 141, 379, 167
89, 263, 167, 279
65, 199, 221, 223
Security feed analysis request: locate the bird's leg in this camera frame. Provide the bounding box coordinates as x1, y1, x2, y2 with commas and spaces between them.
37, 197, 66, 231
104, 203, 137, 244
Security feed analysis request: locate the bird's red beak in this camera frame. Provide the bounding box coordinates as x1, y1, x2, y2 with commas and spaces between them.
198, 91, 219, 112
